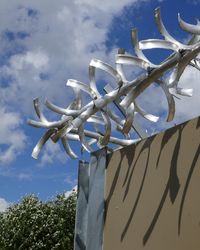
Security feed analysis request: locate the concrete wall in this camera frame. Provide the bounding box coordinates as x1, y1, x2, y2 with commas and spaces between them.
103, 116, 200, 250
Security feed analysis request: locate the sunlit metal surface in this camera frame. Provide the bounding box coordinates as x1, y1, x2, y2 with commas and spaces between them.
28, 8, 200, 159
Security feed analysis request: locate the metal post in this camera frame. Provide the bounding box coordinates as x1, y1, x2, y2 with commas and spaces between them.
74, 160, 90, 250
74, 148, 107, 250
86, 148, 107, 250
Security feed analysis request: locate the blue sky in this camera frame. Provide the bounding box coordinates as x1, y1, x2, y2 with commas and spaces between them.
0, 0, 200, 210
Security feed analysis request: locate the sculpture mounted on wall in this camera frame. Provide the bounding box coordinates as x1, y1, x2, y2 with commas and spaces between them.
28, 8, 200, 159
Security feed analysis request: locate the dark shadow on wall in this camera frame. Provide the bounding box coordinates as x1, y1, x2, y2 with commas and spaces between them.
122, 145, 137, 188
123, 136, 156, 202
121, 136, 155, 241
156, 120, 189, 169
105, 146, 136, 221
143, 180, 170, 245
143, 124, 186, 245
197, 117, 200, 129
156, 127, 178, 169
104, 117, 200, 248
178, 145, 200, 235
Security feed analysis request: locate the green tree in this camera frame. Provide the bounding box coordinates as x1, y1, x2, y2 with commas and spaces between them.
0, 193, 76, 250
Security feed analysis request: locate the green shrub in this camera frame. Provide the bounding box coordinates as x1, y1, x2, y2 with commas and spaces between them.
0, 193, 76, 250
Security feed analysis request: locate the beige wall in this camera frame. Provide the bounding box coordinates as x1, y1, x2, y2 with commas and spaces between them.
103, 116, 200, 250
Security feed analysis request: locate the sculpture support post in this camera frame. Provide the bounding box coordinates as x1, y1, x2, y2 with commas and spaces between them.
74, 149, 107, 250
74, 161, 89, 250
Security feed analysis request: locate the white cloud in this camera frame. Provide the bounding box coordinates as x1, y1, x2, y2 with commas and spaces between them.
174, 67, 200, 121
134, 65, 200, 134
64, 175, 77, 186
64, 185, 77, 199
0, 0, 153, 164
3, 0, 198, 165
0, 0, 151, 113
38, 140, 68, 166
10, 49, 49, 70
0, 197, 10, 212
0, 108, 27, 165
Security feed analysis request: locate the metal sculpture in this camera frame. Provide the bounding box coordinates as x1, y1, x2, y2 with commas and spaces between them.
28, 8, 200, 159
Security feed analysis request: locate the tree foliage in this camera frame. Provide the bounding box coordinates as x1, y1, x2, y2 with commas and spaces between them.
0, 193, 76, 250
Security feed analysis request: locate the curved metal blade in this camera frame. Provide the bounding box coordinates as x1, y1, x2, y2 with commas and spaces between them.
87, 115, 105, 125
89, 58, 122, 88
33, 98, 48, 122
90, 58, 121, 80
27, 115, 71, 129
67, 79, 96, 98
81, 138, 98, 154
103, 108, 124, 132
51, 118, 74, 143
177, 88, 193, 97
99, 110, 111, 146
78, 124, 92, 152
131, 28, 158, 68
67, 88, 82, 111
139, 39, 179, 52
27, 119, 49, 128
156, 80, 175, 122
169, 87, 193, 97
155, 7, 175, 41
155, 7, 190, 49
167, 67, 178, 86
120, 90, 135, 109
188, 34, 200, 45
61, 136, 78, 159
135, 102, 159, 122
190, 60, 200, 71
106, 109, 123, 129
89, 66, 102, 98
116, 62, 127, 82
122, 102, 135, 134
116, 54, 150, 70
120, 89, 159, 122
45, 99, 80, 116
167, 57, 193, 88
178, 13, 200, 35
32, 129, 56, 159
116, 49, 127, 82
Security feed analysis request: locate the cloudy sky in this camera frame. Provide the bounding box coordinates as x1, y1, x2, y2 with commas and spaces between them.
0, 0, 200, 210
